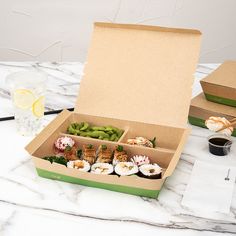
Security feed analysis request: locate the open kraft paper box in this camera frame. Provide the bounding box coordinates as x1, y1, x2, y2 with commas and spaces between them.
200, 61, 236, 107
25, 22, 201, 198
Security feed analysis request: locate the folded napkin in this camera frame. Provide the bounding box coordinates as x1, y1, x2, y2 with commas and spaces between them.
181, 160, 236, 214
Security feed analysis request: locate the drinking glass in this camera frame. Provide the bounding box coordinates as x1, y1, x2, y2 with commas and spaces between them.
6, 70, 47, 136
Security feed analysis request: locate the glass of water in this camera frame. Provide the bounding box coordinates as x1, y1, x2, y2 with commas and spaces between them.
6, 70, 47, 136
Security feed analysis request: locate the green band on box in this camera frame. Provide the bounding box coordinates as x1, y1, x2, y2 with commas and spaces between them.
36, 168, 160, 198
204, 93, 236, 107
188, 116, 236, 137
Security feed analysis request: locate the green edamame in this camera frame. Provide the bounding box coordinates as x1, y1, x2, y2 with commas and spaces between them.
91, 126, 106, 131
80, 122, 89, 131
92, 131, 110, 139
110, 133, 117, 141
67, 125, 76, 135
67, 122, 124, 142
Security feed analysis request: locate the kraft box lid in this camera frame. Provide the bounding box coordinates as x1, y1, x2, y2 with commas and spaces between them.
75, 22, 201, 128
201, 61, 236, 88
200, 61, 236, 105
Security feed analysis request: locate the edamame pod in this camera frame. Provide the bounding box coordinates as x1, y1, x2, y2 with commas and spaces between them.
75, 123, 82, 130
91, 126, 106, 131
117, 130, 124, 138
106, 130, 114, 135
107, 126, 120, 133
91, 131, 110, 139
110, 133, 117, 141
88, 131, 100, 138
104, 127, 113, 132
67, 125, 77, 135
71, 123, 77, 129
79, 131, 89, 137
80, 122, 89, 131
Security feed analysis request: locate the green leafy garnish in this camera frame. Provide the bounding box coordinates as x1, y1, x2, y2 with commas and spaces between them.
101, 144, 107, 150
150, 137, 156, 148
76, 149, 82, 158
87, 144, 93, 149
42, 156, 68, 166
65, 145, 72, 152
116, 145, 123, 152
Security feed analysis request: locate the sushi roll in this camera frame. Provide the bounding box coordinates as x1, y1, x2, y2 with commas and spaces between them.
114, 162, 138, 176
91, 163, 114, 175
131, 155, 150, 166
64, 146, 79, 161
126, 137, 156, 148
54, 136, 75, 154
82, 144, 96, 165
139, 164, 162, 179
96, 145, 113, 163
113, 145, 129, 165
67, 160, 90, 172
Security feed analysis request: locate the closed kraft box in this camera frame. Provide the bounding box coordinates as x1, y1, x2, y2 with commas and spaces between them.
26, 22, 201, 198
189, 93, 236, 136
200, 61, 236, 107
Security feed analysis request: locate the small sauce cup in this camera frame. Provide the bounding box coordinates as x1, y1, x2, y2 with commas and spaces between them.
208, 134, 232, 156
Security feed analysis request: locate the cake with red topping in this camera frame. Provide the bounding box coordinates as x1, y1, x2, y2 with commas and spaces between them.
54, 136, 75, 152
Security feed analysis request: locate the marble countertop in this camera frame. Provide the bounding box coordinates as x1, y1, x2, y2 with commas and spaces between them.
0, 62, 236, 236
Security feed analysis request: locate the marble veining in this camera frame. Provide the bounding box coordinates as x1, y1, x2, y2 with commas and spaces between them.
0, 62, 236, 236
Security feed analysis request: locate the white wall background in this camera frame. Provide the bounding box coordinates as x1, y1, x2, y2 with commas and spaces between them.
0, 0, 235, 62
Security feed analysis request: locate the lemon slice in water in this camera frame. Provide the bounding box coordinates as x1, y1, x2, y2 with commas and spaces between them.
13, 89, 36, 109
32, 96, 45, 118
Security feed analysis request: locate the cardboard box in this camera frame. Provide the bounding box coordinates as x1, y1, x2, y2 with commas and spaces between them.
189, 93, 236, 136
200, 61, 236, 107
26, 22, 201, 198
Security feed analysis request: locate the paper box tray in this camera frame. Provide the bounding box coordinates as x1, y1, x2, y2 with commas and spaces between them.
200, 61, 236, 107
188, 93, 236, 136
26, 23, 201, 198
27, 110, 189, 198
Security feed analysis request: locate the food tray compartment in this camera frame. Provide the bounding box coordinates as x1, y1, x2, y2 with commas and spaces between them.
29, 111, 187, 184
32, 111, 180, 167
118, 122, 185, 151
27, 111, 188, 197
59, 112, 130, 143
59, 112, 184, 152
33, 133, 174, 170
60, 128, 129, 145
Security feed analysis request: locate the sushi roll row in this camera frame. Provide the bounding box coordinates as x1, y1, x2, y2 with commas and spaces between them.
66, 159, 162, 179
43, 136, 162, 179
115, 162, 162, 179
67, 160, 114, 175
